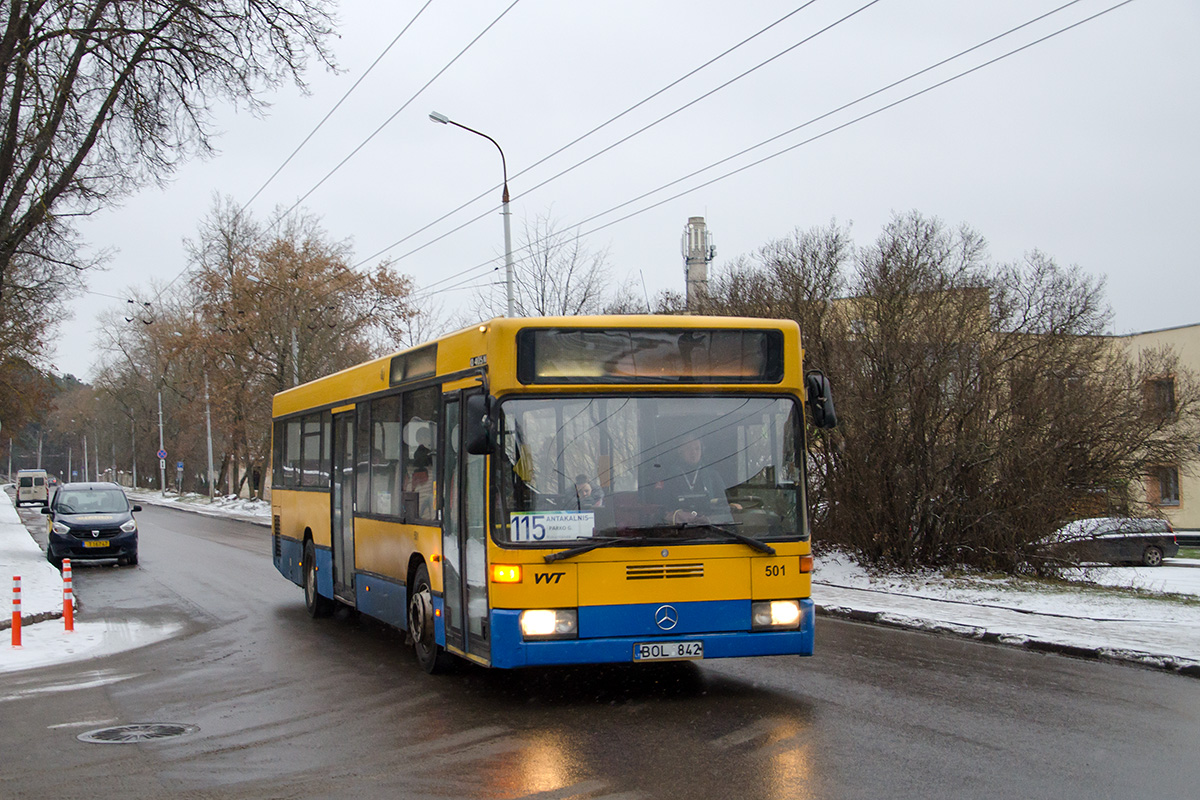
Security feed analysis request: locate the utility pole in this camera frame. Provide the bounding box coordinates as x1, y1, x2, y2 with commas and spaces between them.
291, 327, 299, 387
158, 391, 166, 496
205, 374, 215, 501
131, 418, 137, 489
83, 435, 89, 482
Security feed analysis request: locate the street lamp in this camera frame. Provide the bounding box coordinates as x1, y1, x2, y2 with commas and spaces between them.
429, 111, 515, 317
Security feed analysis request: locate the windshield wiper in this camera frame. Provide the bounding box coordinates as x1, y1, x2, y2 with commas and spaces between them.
544, 533, 681, 562
544, 536, 626, 563
672, 522, 776, 555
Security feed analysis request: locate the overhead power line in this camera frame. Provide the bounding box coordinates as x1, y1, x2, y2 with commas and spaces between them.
266, 0, 523, 237
408, 0, 1137, 302
149, 0, 517, 305
359, 0, 885, 269
569, 0, 1140, 243
239, 0, 438, 215
353, 0, 825, 267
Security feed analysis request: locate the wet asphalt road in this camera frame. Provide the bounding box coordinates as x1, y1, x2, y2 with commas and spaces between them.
2, 505, 1198, 800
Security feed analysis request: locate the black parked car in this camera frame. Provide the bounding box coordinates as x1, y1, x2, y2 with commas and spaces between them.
42, 482, 141, 568
1047, 516, 1179, 567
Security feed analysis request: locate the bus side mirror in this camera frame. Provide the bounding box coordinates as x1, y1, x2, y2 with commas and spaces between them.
465, 394, 493, 455
805, 371, 838, 429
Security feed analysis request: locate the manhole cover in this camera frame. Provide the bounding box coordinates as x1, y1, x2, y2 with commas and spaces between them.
77, 723, 199, 744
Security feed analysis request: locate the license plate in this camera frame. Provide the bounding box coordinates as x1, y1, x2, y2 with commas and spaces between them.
633, 641, 704, 662
83, 540, 109, 548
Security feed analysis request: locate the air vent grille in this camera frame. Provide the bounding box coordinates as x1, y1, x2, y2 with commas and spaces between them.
626, 563, 704, 580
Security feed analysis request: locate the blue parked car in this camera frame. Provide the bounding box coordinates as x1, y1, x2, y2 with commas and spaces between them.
42, 482, 141, 568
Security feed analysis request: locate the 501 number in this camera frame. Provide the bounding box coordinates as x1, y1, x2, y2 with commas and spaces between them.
764, 564, 786, 577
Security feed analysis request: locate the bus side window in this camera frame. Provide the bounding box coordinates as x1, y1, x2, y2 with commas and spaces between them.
355, 403, 372, 513
402, 385, 439, 522
284, 419, 302, 487
371, 395, 403, 517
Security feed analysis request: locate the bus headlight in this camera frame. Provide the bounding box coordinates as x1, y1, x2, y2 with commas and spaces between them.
752, 600, 802, 630
519, 608, 578, 640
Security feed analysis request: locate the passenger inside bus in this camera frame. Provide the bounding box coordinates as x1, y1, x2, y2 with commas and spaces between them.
573, 474, 604, 509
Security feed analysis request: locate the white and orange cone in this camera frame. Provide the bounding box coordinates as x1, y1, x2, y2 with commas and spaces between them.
11, 575, 21, 648
63, 559, 74, 633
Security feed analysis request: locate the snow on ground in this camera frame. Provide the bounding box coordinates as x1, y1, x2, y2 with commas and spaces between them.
3, 486, 1199, 676
0, 489, 63, 621
813, 551, 1200, 672
815, 550, 1200, 618
129, 490, 272, 524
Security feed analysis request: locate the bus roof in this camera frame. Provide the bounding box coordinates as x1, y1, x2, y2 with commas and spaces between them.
273, 315, 803, 418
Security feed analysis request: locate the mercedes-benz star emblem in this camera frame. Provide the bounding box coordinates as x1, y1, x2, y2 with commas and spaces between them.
654, 604, 679, 631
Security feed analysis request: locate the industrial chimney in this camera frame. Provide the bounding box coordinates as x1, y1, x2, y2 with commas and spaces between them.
681, 216, 715, 312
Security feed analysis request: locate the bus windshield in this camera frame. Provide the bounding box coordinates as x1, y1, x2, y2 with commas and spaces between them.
497, 395, 802, 546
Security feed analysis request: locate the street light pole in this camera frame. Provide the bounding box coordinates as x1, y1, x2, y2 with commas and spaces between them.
205, 374, 215, 501
429, 111, 515, 316
158, 390, 166, 496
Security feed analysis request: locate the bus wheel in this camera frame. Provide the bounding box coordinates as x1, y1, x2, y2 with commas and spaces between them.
408, 563, 449, 674
304, 539, 333, 618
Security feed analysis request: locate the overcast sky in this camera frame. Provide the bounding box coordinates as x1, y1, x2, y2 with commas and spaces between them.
52, 0, 1199, 379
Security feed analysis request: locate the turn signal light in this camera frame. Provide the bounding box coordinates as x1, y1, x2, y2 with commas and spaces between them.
799, 555, 813, 573
491, 564, 522, 583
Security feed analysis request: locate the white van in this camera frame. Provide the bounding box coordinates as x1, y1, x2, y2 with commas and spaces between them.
16, 469, 49, 507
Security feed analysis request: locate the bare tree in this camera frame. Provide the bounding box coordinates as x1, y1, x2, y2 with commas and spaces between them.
0, 0, 336, 368
703, 212, 1200, 574
472, 213, 616, 318
90, 199, 420, 497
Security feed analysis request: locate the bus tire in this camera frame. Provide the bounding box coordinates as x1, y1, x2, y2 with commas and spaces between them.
304, 539, 333, 618
409, 563, 450, 674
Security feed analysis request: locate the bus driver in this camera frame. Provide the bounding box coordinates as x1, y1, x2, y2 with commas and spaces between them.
660, 434, 741, 525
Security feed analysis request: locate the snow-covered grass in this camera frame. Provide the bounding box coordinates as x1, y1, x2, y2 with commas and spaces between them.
814, 548, 1200, 617
128, 490, 270, 521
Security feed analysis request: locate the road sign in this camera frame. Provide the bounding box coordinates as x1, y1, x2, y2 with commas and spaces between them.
159, 459, 166, 470
157, 449, 167, 459
176, 461, 184, 470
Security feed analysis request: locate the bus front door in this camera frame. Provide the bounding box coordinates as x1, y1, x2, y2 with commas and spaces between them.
441, 390, 491, 662
331, 411, 356, 604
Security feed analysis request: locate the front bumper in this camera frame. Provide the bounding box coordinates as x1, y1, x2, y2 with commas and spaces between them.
489, 598, 815, 668
48, 530, 138, 561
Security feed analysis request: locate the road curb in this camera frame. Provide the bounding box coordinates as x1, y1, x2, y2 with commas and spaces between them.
815, 604, 1200, 679
0, 610, 63, 631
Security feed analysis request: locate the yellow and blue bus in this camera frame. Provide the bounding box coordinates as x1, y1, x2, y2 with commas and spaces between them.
271, 315, 836, 672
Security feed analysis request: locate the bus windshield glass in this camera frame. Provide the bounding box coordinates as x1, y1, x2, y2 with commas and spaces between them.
497, 396, 801, 546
